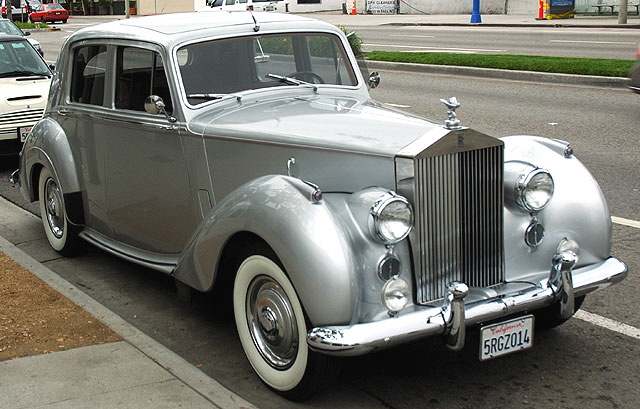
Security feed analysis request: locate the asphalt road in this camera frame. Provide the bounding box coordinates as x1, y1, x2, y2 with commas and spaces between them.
355, 26, 639, 59
2, 16, 639, 409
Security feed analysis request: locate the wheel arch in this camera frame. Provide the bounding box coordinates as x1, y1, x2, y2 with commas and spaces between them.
21, 117, 85, 226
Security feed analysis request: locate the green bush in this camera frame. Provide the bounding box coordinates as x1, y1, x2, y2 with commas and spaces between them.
337, 25, 363, 57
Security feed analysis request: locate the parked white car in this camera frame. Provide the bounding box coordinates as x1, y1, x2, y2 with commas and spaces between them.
199, 0, 289, 13
0, 34, 50, 156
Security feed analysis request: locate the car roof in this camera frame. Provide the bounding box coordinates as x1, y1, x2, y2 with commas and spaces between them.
0, 34, 27, 42
68, 12, 340, 49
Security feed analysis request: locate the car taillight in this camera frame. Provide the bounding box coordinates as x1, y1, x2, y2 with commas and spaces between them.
636, 48, 640, 60
286, 3, 289, 12
247, 5, 253, 10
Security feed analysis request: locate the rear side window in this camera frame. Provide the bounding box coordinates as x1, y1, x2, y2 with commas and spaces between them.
115, 46, 173, 114
70, 45, 108, 106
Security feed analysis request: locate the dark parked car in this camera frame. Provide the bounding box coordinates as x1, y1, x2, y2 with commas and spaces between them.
0, 16, 43, 55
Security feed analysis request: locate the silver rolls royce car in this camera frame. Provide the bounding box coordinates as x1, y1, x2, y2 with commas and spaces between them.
11, 11, 627, 400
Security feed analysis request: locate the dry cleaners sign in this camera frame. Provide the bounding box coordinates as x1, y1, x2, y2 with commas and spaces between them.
366, 0, 396, 14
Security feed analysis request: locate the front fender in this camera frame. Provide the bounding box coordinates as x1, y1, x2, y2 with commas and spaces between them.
502, 135, 612, 281
174, 175, 367, 326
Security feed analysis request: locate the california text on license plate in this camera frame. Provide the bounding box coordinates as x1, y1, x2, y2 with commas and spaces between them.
19, 126, 32, 143
479, 315, 534, 361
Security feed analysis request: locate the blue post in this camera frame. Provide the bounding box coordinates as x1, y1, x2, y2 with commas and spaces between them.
470, 0, 482, 23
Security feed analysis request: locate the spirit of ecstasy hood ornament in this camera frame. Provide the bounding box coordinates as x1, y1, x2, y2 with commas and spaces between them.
440, 97, 462, 129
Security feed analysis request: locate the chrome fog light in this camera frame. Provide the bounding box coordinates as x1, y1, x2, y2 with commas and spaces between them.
516, 169, 554, 212
382, 277, 410, 313
370, 194, 413, 245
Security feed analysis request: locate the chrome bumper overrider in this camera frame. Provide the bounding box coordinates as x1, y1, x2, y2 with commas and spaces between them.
9, 169, 20, 186
307, 255, 627, 356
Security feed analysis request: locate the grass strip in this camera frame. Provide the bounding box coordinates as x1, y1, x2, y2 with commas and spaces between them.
15, 21, 49, 30
365, 51, 635, 77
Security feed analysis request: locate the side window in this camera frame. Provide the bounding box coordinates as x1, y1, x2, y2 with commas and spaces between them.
225, 0, 235, 4
115, 46, 173, 114
70, 45, 108, 106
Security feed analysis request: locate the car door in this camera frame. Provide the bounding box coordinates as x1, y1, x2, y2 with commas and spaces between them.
104, 44, 196, 255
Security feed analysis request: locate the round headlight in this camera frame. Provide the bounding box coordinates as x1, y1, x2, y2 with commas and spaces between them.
382, 277, 410, 313
516, 169, 554, 212
370, 195, 414, 244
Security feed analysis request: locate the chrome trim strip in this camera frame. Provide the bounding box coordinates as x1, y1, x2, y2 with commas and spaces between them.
307, 257, 627, 356
80, 229, 178, 274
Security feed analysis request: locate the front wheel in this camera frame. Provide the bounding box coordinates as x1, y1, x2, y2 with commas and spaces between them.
233, 252, 340, 400
38, 167, 81, 256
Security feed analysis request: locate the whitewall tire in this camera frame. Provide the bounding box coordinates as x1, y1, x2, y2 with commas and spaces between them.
38, 167, 80, 256
233, 252, 339, 400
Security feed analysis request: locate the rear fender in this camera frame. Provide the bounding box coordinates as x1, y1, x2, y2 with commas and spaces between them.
20, 117, 84, 225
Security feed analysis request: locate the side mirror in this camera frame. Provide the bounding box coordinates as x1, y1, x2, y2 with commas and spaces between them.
368, 71, 380, 89
144, 95, 176, 122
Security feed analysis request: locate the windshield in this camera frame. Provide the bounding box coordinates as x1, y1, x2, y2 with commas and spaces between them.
0, 40, 50, 77
0, 20, 23, 36
178, 33, 357, 105
44, 4, 64, 10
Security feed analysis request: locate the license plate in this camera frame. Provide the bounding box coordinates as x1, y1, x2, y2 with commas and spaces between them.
19, 126, 32, 142
480, 315, 534, 361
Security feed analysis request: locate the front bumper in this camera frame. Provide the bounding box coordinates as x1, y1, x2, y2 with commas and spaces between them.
307, 256, 627, 356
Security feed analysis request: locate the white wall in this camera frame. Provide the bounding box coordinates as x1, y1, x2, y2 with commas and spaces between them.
398, 0, 506, 14
137, 0, 592, 16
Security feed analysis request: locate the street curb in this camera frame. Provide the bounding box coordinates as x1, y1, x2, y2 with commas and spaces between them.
383, 22, 640, 29
364, 60, 631, 88
0, 202, 257, 409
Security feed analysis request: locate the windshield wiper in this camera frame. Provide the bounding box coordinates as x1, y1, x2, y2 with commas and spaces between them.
187, 93, 242, 102
267, 74, 317, 92
0, 70, 50, 78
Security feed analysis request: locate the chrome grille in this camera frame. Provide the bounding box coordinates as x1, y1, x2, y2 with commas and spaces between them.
412, 143, 505, 304
0, 108, 44, 127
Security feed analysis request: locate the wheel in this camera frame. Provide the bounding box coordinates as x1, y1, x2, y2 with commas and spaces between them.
233, 250, 340, 400
534, 295, 585, 330
62, 19, 67, 24
38, 167, 81, 256
29, 17, 34, 23
287, 71, 325, 84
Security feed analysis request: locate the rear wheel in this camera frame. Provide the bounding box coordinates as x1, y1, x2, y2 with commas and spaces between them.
233, 251, 340, 400
38, 167, 81, 256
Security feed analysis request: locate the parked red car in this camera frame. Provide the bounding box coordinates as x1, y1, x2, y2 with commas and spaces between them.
29, 3, 67, 23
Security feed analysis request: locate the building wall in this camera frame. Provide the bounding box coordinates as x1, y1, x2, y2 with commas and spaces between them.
135, 0, 590, 16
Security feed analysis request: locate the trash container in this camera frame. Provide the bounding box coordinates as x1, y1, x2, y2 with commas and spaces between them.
546, 0, 575, 19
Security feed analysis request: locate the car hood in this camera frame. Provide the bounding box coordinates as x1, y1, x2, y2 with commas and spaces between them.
0, 76, 50, 111
190, 94, 443, 157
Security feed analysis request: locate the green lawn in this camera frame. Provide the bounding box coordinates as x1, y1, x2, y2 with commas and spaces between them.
365, 51, 635, 77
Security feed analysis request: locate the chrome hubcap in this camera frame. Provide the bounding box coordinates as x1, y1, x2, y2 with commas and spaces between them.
246, 275, 298, 370
44, 178, 64, 239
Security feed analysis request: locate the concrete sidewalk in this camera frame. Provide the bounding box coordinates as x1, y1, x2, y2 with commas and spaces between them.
0, 197, 257, 409
305, 11, 640, 28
